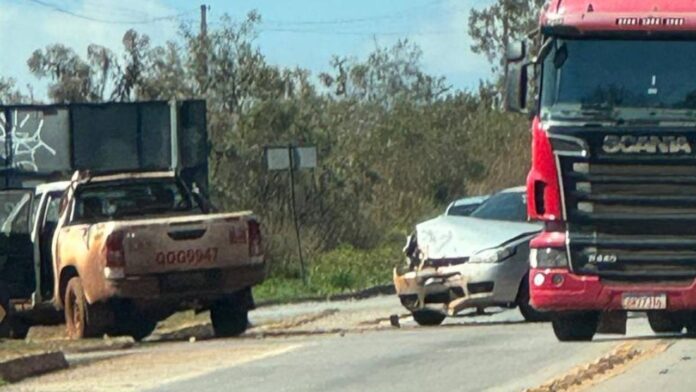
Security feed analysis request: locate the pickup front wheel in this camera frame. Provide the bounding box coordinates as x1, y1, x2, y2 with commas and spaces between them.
65, 277, 108, 339
210, 299, 249, 338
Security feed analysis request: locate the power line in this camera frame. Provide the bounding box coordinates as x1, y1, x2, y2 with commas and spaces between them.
263, 0, 447, 26
258, 27, 463, 37
26, 0, 197, 25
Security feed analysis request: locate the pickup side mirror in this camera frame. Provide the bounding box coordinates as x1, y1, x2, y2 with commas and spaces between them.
506, 41, 527, 63
505, 62, 529, 113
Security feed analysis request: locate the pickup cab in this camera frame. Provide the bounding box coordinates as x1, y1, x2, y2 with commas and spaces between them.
0, 170, 265, 340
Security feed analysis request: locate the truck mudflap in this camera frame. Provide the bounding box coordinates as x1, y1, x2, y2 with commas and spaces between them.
530, 268, 696, 312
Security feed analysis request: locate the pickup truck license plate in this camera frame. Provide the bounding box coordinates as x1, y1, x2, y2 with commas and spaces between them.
621, 294, 667, 310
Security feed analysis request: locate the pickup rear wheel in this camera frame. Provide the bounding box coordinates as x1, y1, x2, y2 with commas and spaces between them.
127, 319, 157, 342
552, 312, 600, 342
64, 277, 106, 339
210, 299, 249, 338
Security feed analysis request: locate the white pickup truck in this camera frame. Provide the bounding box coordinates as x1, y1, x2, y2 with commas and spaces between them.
0, 170, 265, 340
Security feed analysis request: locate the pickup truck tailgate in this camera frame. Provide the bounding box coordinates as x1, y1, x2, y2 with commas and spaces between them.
115, 212, 259, 275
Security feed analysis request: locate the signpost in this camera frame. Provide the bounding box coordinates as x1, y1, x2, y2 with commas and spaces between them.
265, 145, 317, 284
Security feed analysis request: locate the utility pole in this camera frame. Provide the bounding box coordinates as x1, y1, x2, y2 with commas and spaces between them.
287, 145, 307, 284
200, 4, 207, 37
198, 4, 209, 94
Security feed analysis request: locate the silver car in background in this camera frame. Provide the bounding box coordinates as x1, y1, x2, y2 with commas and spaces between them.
394, 187, 546, 326
445, 195, 489, 217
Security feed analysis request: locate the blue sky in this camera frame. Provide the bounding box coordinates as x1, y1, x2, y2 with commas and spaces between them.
1, 0, 494, 97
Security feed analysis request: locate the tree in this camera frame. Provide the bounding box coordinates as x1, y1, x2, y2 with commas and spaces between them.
27, 43, 118, 103
0, 78, 26, 105
468, 0, 545, 75
112, 30, 152, 101
320, 39, 450, 105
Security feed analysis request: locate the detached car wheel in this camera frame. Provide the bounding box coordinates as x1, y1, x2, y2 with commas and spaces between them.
517, 276, 551, 323
648, 311, 684, 334
211, 299, 249, 337
552, 312, 599, 342
412, 309, 446, 326
65, 277, 107, 339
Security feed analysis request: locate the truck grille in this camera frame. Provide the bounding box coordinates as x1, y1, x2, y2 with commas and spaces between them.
552, 127, 696, 279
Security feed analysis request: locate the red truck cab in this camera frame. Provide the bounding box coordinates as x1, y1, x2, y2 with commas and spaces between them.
506, 0, 696, 340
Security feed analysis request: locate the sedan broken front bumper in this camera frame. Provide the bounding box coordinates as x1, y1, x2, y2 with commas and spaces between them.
393, 260, 521, 315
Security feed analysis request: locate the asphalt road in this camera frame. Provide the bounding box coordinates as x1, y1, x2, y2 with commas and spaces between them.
148, 320, 615, 392
6, 296, 691, 392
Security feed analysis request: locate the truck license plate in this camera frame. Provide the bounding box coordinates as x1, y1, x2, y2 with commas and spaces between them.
621, 294, 667, 310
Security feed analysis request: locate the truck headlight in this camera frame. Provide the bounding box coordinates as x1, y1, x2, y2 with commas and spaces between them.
469, 247, 515, 264
530, 248, 568, 268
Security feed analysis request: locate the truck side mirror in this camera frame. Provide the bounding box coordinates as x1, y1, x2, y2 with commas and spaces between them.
505, 62, 529, 113
506, 41, 527, 63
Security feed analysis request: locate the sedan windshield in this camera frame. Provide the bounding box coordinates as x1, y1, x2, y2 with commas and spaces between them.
470, 191, 527, 222
541, 39, 696, 122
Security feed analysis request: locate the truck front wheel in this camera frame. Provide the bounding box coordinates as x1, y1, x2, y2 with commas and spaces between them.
64, 277, 108, 339
551, 312, 600, 342
648, 311, 684, 334
210, 299, 249, 338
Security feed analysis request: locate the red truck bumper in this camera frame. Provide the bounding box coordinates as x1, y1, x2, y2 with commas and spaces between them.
530, 268, 696, 312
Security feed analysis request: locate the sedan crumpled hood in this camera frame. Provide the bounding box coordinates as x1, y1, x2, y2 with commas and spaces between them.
415, 215, 542, 260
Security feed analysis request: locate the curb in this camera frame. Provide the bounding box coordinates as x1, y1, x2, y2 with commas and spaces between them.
256, 284, 395, 308
0, 351, 68, 383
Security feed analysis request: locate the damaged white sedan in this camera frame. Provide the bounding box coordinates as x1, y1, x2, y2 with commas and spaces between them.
394, 187, 547, 326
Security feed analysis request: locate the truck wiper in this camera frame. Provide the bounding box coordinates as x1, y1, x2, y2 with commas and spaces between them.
579, 104, 616, 116
551, 106, 624, 125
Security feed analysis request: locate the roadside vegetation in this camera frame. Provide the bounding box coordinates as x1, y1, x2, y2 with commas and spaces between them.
0, 1, 539, 300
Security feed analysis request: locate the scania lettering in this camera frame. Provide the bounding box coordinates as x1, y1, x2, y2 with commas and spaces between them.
505, 0, 696, 341
602, 135, 692, 154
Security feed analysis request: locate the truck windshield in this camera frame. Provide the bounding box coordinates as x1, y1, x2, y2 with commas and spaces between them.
540, 39, 696, 122
72, 178, 197, 223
